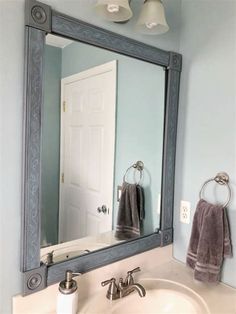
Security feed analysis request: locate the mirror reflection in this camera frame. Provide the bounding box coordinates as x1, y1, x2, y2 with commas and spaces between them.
40, 34, 165, 264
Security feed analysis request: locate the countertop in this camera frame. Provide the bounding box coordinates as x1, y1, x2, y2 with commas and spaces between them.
13, 246, 236, 314
77, 259, 236, 314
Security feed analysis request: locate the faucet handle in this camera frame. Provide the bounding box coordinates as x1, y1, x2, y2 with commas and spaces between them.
128, 267, 141, 275
125, 267, 141, 286
101, 278, 116, 287
101, 278, 118, 300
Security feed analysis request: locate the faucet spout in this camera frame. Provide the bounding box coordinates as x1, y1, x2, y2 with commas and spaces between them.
122, 283, 146, 298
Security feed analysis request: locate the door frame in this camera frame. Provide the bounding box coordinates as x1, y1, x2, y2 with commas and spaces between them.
59, 61, 117, 243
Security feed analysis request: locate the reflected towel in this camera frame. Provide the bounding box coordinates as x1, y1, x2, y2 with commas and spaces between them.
115, 182, 145, 240
187, 199, 232, 283
136, 184, 145, 221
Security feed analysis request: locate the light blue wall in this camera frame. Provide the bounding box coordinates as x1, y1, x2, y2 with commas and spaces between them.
0, 1, 25, 312
61, 42, 165, 234
0, 0, 181, 312
41, 45, 62, 246
173, 0, 236, 288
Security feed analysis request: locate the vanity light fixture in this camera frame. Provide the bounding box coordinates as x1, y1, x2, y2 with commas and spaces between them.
95, 0, 169, 35
94, 0, 133, 22
136, 0, 169, 35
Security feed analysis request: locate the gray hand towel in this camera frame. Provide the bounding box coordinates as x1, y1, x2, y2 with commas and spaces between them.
187, 199, 232, 283
115, 182, 144, 240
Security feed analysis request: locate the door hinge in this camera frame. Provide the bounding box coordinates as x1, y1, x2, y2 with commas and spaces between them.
63, 101, 66, 112
61, 173, 64, 183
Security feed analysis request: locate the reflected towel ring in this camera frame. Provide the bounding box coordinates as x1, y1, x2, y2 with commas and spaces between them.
123, 161, 144, 185
199, 172, 231, 208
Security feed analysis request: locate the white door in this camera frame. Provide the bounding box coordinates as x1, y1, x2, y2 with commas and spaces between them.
59, 61, 117, 243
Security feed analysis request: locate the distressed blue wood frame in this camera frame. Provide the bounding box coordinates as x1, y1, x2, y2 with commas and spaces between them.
22, 0, 182, 295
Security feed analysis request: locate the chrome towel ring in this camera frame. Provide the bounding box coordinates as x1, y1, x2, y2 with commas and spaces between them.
123, 161, 144, 185
199, 172, 231, 208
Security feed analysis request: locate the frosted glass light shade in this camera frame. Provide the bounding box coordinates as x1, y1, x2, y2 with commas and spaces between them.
136, 0, 169, 35
95, 0, 133, 22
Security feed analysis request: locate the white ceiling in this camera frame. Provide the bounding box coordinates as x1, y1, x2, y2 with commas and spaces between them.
46, 34, 73, 48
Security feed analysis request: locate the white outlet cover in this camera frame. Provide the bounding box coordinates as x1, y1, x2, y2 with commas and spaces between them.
180, 200, 191, 224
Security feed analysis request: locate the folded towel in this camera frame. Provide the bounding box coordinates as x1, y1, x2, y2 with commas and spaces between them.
115, 182, 145, 240
187, 199, 232, 283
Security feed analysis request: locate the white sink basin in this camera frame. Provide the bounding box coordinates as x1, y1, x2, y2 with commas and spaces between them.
41, 243, 109, 264
79, 279, 210, 314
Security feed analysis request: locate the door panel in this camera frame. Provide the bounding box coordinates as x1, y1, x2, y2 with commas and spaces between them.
59, 61, 117, 243
87, 126, 103, 192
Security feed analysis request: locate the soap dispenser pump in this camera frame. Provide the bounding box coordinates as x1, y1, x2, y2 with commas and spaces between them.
56, 270, 81, 314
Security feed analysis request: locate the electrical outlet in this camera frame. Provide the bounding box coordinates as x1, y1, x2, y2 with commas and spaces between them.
117, 186, 122, 202
180, 200, 191, 224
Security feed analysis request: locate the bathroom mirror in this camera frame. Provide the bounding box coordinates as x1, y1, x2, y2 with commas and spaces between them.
22, 0, 181, 295
40, 33, 165, 263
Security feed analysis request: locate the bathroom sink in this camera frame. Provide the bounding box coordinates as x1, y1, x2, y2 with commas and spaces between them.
79, 278, 210, 314
41, 242, 110, 264
52, 249, 90, 262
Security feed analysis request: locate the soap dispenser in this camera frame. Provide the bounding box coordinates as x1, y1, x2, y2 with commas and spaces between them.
56, 270, 81, 314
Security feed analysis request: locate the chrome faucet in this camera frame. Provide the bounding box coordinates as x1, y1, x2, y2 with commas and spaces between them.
101, 267, 146, 300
